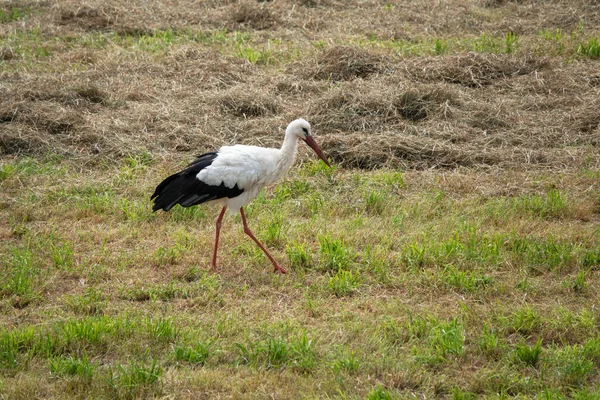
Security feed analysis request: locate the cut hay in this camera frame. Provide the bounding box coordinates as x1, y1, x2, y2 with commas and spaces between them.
230, 2, 277, 30
290, 46, 393, 81
319, 132, 550, 170
57, 5, 116, 31
165, 50, 256, 90
308, 80, 458, 132
218, 88, 281, 118
407, 53, 548, 87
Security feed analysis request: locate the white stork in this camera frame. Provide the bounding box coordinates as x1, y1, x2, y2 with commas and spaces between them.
151, 118, 329, 274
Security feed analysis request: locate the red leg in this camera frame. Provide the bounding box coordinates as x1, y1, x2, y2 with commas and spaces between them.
212, 206, 227, 271
240, 207, 287, 274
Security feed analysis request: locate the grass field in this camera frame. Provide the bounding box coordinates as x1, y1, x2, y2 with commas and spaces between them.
1, 0, 600, 398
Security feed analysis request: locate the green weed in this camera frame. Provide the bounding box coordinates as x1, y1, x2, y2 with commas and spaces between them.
540, 28, 565, 54
154, 245, 181, 266
0, 156, 64, 181
427, 318, 465, 361
582, 337, 600, 364
145, 318, 179, 344
124, 151, 154, 169
406, 315, 465, 366
505, 32, 519, 54
52, 317, 137, 357
168, 204, 208, 221
319, 235, 352, 272
0, 326, 36, 369
274, 179, 312, 202
287, 242, 314, 269
262, 211, 284, 245
365, 190, 386, 215
50, 241, 74, 269
508, 235, 577, 272
434, 38, 448, 55
66, 185, 117, 215
0, 162, 17, 181
452, 388, 478, 400
405, 313, 432, 340
236, 332, 316, 372
236, 45, 275, 64
1, 247, 40, 306
547, 345, 594, 388
0, 7, 29, 23
582, 246, 600, 269
519, 189, 567, 218
478, 326, 502, 359
300, 159, 335, 179
366, 386, 393, 400
373, 170, 405, 188
571, 270, 587, 293
402, 243, 429, 269
120, 198, 154, 222
513, 340, 542, 367
64, 288, 106, 316
173, 341, 211, 365
472, 32, 501, 53
108, 359, 163, 398
327, 269, 360, 297
503, 307, 540, 336
576, 37, 600, 58
440, 264, 492, 293
332, 349, 360, 374
379, 317, 405, 346
49, 355, 95, 379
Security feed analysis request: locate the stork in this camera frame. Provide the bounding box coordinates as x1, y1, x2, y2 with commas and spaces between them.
151, 119, 329, 274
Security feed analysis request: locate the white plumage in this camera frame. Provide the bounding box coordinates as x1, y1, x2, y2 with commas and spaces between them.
151, 118, 329, 273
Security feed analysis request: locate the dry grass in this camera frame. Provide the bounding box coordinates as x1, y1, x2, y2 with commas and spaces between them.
405, 53, 549, 87
1, 40, 598, 169
290, 46, 393, 81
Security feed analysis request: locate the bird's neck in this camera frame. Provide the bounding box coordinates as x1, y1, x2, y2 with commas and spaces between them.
278, 132, 300, 168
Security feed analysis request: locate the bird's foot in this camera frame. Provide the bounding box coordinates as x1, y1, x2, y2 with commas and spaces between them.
273, 264, 287, 274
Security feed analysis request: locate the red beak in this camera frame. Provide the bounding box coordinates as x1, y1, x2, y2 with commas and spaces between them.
302, 136, 330, 167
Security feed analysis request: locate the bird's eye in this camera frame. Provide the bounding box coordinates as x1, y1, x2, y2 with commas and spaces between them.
302, 127, 309, 135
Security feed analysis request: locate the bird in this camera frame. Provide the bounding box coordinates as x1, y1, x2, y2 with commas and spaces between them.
151, 118, 330, 274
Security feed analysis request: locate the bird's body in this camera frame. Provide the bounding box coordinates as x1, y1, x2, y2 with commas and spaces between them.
151, 118, 329, 273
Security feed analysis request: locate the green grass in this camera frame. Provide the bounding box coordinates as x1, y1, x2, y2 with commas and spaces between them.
2, 157, 600, 398
513, 340, 542, 367
107, 359, 163, 399
173, 340, 212, 365
327, 269, 361, 297
49, 355, 95, 379
576, 37, 600, 58
236, 332, 316, 372
64, 288, 106, 316
318, 235, 353, 272
0, 6, 30, 23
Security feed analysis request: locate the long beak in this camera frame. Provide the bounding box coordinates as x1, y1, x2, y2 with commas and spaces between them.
302, 136, 330, 167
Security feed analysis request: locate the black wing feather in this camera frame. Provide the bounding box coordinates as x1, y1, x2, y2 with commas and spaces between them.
151, 152, 244, 212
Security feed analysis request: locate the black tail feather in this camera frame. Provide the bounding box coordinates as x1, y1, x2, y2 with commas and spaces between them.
151, 152, 244, 212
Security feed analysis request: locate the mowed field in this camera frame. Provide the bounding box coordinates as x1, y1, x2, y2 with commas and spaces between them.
1, 0, 600, 398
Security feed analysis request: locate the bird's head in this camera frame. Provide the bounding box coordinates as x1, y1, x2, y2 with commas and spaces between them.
286, 118, 330, 167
